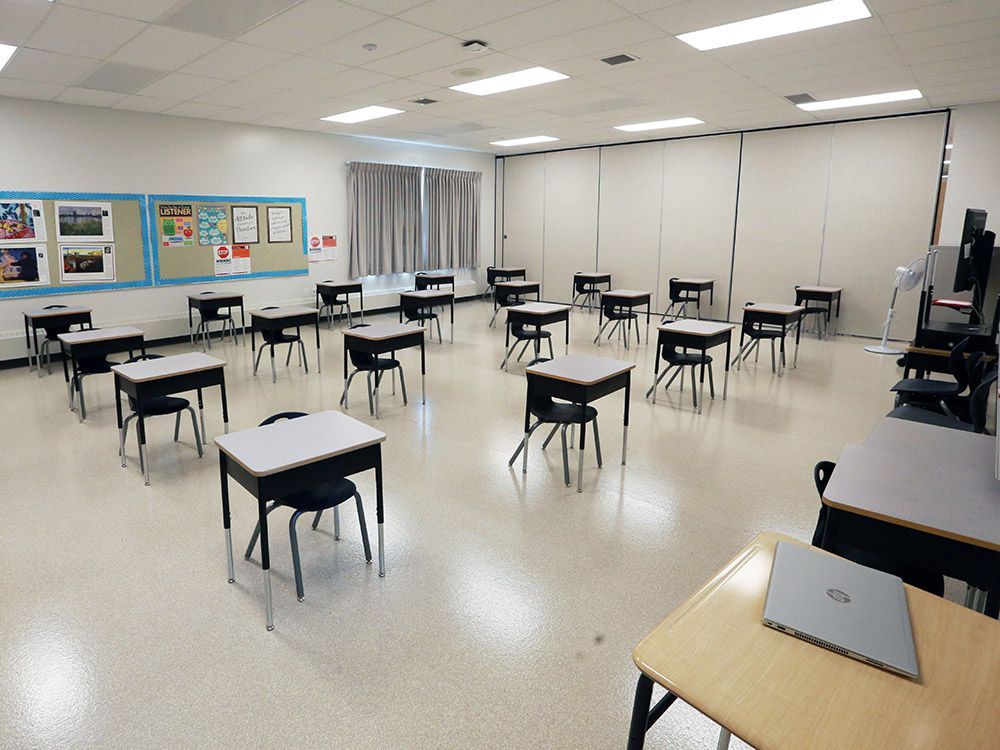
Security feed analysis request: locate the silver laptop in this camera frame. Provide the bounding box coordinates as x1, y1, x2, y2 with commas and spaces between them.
762, 542, 918, 677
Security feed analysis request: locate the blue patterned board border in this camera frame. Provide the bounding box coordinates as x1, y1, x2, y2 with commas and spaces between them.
147, 194, 309, 287
0, 190, 152, 299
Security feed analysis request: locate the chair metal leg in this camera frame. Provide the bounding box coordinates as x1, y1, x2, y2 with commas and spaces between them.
120, 414, 135, 467
174, 411, 182, 441
770, 339, 776, 373
547, 337, 554, 359
501, 341, 518, 370
594, 320, 611, 345
340, 369, 360, 407
690, 366, 698, 409
516, 340, 531, 362
645, 364, 672, 400
333, 505, 341, 540
592, 417, 603, 467
78, 376, 87, 422
664, 366, 682, 391
312, 510, 323, 529
509, 420, 543, 467
397, 366, 408, 405
366, 372, 375, 416
355, 492, 372, 563
244, 501, 281, 559
300, 340, 309, 373
253, 345, 264, 375
708, 363, 716, 399
560, 424, 571, 486
289, 509, 306, 601
286, 342, 294, 366
435, 317, 443, 344
187, 406, 204, 458
541, 423, 560, 450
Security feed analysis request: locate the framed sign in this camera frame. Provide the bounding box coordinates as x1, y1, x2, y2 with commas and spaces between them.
0, 201, 47, 244
0, 245, 50, 287
267, 205, 292, 243
55, 201, 114, 242
231, 205, 259, 244
59, 243, 116, 283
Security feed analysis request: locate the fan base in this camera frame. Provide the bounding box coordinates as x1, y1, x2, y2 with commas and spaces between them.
864, 344, 903, 355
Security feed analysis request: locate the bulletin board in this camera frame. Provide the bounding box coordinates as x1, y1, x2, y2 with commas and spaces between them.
0, 191, 151, 299
149, 194, 308, 286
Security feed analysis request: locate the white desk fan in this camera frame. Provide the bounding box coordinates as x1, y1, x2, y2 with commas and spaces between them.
864, 258, 926, 355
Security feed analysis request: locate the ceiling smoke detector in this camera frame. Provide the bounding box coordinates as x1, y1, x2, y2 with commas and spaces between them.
600, 53, 637, 66
362, 43, 378, 52
462, 40, 489, 53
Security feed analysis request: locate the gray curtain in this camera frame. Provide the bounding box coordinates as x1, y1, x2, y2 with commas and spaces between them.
348, 162, 423, 277
425, 167, 481, 270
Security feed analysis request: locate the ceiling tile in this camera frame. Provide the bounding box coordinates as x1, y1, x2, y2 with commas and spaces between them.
110, 25, 226, 68
236, 0, 384, 52
111, 93, 182, 112
360, 36, 490, 77
162, 100, 229, 118
504, 17, 668, 66
408, 52, 547, 88
461, 0, 631, 51
0, 0, 56, 46
902, 36, 1000, 65
76, 62, 166, 93
397, 0, 545, 35
137, 72, 227, 99
294, 67, 396, 97
641, 0, 805, 34
239, 55, 347, 87
892, 16, 1000, 49
880, 1, 1000, 34
343, 0, 428, 13
307, 18, 443, 66
56, 86, 128, 106
207, 107, 269, 123
159, 0, 300, 39
26, 5, 147, 58
180, 42, 291, 79
0, 77, 65, 101
192, 80, 276, 107
250, 111, 309, 127
1, 48, 100, 86
60, 0, 187, 23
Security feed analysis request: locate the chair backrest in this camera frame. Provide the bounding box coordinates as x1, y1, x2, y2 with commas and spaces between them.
318, 286, 346, 305
741, 303, 776, 334
486, 266, 498, 285
123, 354, 164, 408
574, 274, 592, 294
496, 287, 520, 306
41, 304, 71, 336
969, 368, 998, 433
810, 460, 837, 547
259, 411, 308, 427
346, 324, 376, 369
667, 277, 685, 303
43, 304, 67, 309
948, 337, 972, 388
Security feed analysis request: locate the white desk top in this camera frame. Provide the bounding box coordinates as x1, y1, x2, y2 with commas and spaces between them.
24, 306, 92, 319
497, 280, 539, 288
575, 271, 611, 279
251, 306, 317, 319
673, 277, 715, 285
658, 320, 735, 337
58, 326, 143, 344
511, 302, 571, 315
493, 267, 525, 273
745, 302, 805, 315
112, 353, 225, 383
865, 418, 994, 470
344, 322, 423, 341
401, 289, 453, 300
215, 411, 385, 478
317, 280, 361, 289
526, 353, 634, 385
186, 291, 243, 301
604, 289, 651, 298
796, 285, 843, 293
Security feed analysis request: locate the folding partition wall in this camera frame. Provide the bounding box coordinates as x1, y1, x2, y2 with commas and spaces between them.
499, 111, 947, 337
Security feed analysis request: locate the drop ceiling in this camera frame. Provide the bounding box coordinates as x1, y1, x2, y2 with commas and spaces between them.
1, 0, 998, 153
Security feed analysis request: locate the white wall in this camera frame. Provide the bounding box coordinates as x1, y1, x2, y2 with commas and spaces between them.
0, 97, 495, 361
941, 101, 1000, 244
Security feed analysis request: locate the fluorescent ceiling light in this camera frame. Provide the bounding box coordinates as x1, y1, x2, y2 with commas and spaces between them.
450, 67, 568, 96
490, 135, 559, 147
796, 88, 922, 111
677, 0, 871, 51
614, 117, 704, 132
321, 105, 403, 124
0, 44, 16, 73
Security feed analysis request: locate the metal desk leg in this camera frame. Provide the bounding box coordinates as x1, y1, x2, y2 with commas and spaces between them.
188, 304, 194, 347
219, 456, 235, 584
717, 728, 732, 750
32, 327, 41, 377
577, 417, 587, 493
420, 342, 426, 404
451, 300, 455, 344
136, 400, 150, 485
723, 336, 731, 400
793, 314, 801, 368
565, 315, 570, 355
627, 673, 654, 750
698, 356, 706, 414
115, 374, 126, 467
257, 496, 274, 631
315, 318, 322, 374
375, 453, 385, 577
219, 377, 230, 434
197, 388, 207, 446
24, 318, 33, 373
622, 374, 631, 464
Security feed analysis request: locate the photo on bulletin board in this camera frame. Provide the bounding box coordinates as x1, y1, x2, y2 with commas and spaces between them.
55, 201, 114, 242
232, 205, 259, 244
198, 205, 228, 246
158, 203, 195, 247
60, 243, 116, 283
267, 205, 292, 243
0, 245, 50, 287
0, 201, 47, 244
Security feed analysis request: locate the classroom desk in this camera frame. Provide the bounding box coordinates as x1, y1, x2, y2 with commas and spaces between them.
186, 292, 245, 348
597, 290, 652, 346
23, 306, 92, 376
627, 531, 1000, 750
250, 306, 321, 382
502, 302, 571, 370
794, 285, 843, 336
822, 421, 1000, 618
315, 281, 364, 325
739, 303, 805, 374
112, 352, 228, 486
58, 326, 146, 422
523, 354, 634, 491
670, 278, 715, 318
215, 410, 387, 631
572, 272, 613, 311
415, 271, 455, 292
399, 289, 454, 343
495, 280, 541, 302
649, 320, 735, 413
488, 267, 525, 283
343, 323, 426, 418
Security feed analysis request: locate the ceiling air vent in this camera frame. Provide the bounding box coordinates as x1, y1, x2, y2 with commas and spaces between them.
601, 53, 637, 66
784, 93, 816, 104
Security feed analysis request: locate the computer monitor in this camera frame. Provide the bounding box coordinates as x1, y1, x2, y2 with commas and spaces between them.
953, 208, 988, 293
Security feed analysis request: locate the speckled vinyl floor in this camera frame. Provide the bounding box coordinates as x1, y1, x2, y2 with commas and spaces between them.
0, 301, 937, 749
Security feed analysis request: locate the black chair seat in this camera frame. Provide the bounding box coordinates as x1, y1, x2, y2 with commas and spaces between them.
666, 351, 713, 367
135, 395, 190, 416
44, 326, 71, 340
887, 405, 973, 431
531, 400, 598, 425
749, 328, 784, 339
275, 478, 358, 512
77, 356, 117, 375
513, 328, 551, 341
407, 311, 437, 321
890, 378, 961, 397
604, 309, 637, 321
200, 310, 231, 321
263, 331, 300, 345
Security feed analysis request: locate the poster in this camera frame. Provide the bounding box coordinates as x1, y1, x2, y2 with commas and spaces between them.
0, 245, 50, 287
267, 206, 292, 243
158, 203, 194, 247
59, 244, 116, 283
232, 206, 259, 244
198, 205, 228, 246
214, 244, 250, 276
0, 201, 46, 244
55, 201, 114, 242
307, 234, 323, 262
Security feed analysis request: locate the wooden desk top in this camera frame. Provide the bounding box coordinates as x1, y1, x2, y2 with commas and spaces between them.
865, 418, 994, 470
112, 353, 225, 383
343, 322, 423, 341
526, 353, 634, 385
186, 291, 243, 301
604, 289, 651, 299
317, 280, 362, 289
796, 285, 843, 293
401, 289, 453, 300
215, 411, 385, 477
496, 280, 539, 288
58, 326, 143, 344
633, 532, 1000, 750
658, 320, 735, 337
251, 306, 317, 319
745, 302, 805, 315
824, 443, 1000, 551
511, 302, 571, 315
24, 306, 92, 319
673, 277, 715, 285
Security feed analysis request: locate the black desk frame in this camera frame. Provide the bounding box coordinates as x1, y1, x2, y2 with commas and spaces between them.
250, 310, 321, 381
316, 282, 364, 325
503, 306, 569, 369
399, 292, 454, 344
650, 327, 732, 413
794, 287, 841, 337
24, 309, 93, 376
597, 293, 652, 348
343, 330, 426, 418
61, 333, 146, 421
734, 309, 803, 376
188, 294, 245, 348
415, 273, 455, 293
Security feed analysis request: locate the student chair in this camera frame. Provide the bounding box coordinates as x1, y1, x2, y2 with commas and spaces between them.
252, 306, 308, 383
118, 354, 203, 475
483, 266, 514, 300
661, 278, 700, 322
572, 273, 601, 313
339, 325, 407, 419
889, 337, 974, 415
193, 292, 238, 349
508, 395, 602, 487
810, 461, 944, 596
501, 321, 554, 371
645, 343, 715, 410
730, 303, 786, 373
402, 299, 443, 344
794, 286, 829, 338
489, 286, 526, 327
887, 368, 997, 433
244, 412, 372, 601
317, 282, 352, 329
594, 298, 640, 349
70, 353, 123, 422
39, 304, 86, 375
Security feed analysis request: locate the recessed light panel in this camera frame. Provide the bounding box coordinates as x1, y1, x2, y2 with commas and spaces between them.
321, 106, 404, 124
490, 135, 559, 147
450, 67, 568, 96
796, 89, 922, 111
677, 0, 871, 51
0, 44, 16, 73
614, 117, 704, 132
